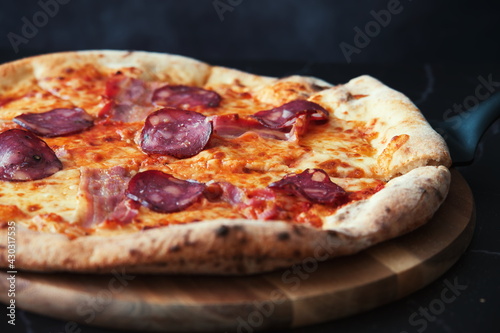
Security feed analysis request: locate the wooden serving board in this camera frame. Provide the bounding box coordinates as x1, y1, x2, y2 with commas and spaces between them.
0, 169, 475, 332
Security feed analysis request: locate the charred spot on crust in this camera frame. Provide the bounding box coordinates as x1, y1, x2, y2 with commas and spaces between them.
168, 245, 181, 253
292, 225, 303, 236
385, 206, 391, 213
215, 225, 230, 237
432, 186, 445, 202
311, 84, 329, 91
277, 232, 290, 241
128, 249, 141, 257
62, 258, 75, 266
129, 249, 141, 257
233, 225, 245, 232
326, 230, 343, 245
418, 186, 430, 196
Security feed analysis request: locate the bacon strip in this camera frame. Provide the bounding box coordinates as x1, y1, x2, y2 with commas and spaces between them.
76, 166, 138, 227
100, 74, 156, 122
216, 182, 280, 220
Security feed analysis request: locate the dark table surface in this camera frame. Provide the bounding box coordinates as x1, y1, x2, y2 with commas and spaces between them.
1, 59, 499, 333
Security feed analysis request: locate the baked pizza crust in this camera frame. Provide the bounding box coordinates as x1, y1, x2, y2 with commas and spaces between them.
0, 51, 452, 274
0, 166, 449, 274
309, 76, 451, 178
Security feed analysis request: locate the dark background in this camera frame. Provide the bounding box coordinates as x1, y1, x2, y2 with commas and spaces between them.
1, 1, 499, 333
0, 0, 499, 65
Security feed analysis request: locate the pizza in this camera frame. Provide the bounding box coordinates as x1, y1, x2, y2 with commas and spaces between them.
0, 51, 451, 274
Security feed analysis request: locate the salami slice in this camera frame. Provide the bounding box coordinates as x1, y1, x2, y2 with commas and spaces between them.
126, 170, 206, 213
13, 108, 93, 137
252, 100, 329, 128
0, 129, 63, 181
152, 85, 221, 109
211, 114, 287, 140
269, 169, 347, 206
140, 108, 212, 158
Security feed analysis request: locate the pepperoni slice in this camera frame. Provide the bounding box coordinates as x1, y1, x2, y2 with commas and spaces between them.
252, 100, 329, 129
126, 170, 206, 213
140, 108, 212, 158
13, 108, 94, 137
269, 169, 346, 206
152, 85, 221, 109
0, 129, 63, 181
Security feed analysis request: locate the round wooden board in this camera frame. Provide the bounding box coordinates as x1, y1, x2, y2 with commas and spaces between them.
0, 169, 475, 332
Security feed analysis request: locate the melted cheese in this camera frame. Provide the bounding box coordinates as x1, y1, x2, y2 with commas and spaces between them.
0, 169, 80, 223
0, 62, 385, 236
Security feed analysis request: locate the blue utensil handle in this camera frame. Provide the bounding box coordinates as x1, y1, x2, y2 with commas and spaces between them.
460, 92, 500, 149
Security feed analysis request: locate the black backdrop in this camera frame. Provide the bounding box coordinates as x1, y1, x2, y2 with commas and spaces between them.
0, 0, 499, 65
1, 2, 500, 333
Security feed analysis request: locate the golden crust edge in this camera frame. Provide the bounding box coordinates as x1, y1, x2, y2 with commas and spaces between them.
0, 166, 450, 275
345, 75, 452, 176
